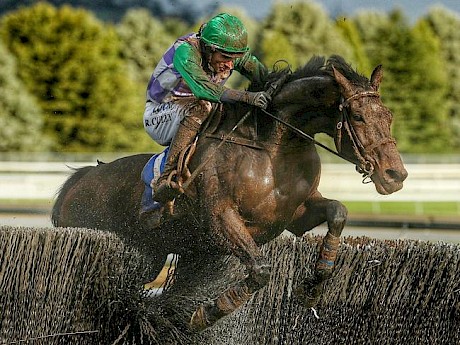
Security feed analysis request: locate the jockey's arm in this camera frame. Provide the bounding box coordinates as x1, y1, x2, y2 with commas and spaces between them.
234, 53, 269, 83
174, 43, 270, 109
173, 43, 225, 103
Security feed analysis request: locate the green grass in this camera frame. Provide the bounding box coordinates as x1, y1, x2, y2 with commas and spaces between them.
0, 199, 53, 210
343, 201, 460, 217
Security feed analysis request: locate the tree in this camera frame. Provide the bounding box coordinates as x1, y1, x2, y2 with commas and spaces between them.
335, 16, 372, 75
257, 2, 353, 70
0, 0, 166, 21
424, 7, 460, 151
0, 40, 50, 151
353, 10, 451, 153
259, 30, 296, 72
409, 19, 451, 152
162, 17, 190, 39
1, 3, 154, 152
0, 0, 202, 23
117, 8, 181, 85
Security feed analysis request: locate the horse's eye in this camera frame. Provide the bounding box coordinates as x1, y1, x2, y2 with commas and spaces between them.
352, 113, 364, 122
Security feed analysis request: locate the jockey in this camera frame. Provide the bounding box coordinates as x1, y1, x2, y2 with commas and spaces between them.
143, 13, 270, 210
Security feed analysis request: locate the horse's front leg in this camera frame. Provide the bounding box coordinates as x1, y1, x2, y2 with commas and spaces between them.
190, 200, 270, 331
287, 191, 347, 307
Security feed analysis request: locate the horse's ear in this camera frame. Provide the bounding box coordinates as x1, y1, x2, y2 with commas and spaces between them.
370, 65, 383, 91
332, 65, 353, 97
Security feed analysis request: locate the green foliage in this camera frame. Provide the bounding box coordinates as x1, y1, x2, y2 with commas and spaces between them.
424, 7, 460, 150
260, 30, 296, 72
354, 10, 451, 153
335, 17, 371, 75
0, 2, 152, 152
0, 40, 50, 151
117, 8, 177, 85
409, 19, 451, 152
162, 17, 190, 39
0, 2, 459, 154
257, 1, 353, 70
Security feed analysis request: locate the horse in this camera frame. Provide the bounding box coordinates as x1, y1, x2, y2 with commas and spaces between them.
51, 55, 408, 330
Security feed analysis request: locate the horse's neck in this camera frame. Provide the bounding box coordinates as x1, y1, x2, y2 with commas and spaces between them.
210, 103, 338, 151
267, 108, 338, 147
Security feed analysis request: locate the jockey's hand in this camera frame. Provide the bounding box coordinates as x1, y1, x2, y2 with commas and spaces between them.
246, 91, 271, 109
221, 89, 272, 109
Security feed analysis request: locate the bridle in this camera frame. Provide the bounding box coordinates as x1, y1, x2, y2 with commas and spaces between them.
261, 89, 395, 184
335, 91, 396, 182
184, 80, 396, 191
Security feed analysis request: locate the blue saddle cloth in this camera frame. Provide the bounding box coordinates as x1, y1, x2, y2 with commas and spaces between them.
140, 147, 169, 213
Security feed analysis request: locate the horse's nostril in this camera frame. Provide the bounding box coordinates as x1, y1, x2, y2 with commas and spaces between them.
386, 168, 408, 183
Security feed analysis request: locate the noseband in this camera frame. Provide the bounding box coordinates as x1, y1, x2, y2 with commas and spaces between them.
336, 91, 396, 182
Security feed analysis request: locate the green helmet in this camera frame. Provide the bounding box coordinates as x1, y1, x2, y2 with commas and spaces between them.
200, 13, 249, 55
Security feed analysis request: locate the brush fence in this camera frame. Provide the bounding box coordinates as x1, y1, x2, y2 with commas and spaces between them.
0, 226, 458, 344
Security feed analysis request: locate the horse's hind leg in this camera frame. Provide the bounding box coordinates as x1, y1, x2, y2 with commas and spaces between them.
287, 192, 347, 307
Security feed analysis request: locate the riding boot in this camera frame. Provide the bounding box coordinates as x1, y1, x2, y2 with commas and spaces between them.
152, 116, 200, 204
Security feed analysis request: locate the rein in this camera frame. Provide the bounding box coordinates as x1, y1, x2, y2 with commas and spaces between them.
181, 73, 290, 191
260, 108, 350, 161
336, 92, 395, 182
262, 90, 393, 183
183, 81, 390, 191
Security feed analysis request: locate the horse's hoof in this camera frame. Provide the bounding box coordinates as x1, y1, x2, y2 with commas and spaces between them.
250, 260, 271, 287
293, 278, 323, 308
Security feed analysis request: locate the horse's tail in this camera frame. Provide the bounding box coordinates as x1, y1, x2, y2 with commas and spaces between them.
51, 165, 94, 227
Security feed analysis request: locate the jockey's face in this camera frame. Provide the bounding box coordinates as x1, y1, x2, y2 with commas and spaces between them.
209, 51, 235, 74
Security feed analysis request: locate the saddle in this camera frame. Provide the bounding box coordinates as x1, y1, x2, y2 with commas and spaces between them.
141, 73, 290, 223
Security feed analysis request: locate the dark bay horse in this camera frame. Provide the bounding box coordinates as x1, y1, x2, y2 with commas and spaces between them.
52, 55, 407, 330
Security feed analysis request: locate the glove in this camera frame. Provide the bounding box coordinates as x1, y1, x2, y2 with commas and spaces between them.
221, 89, 271, 109
246, 91, 271, 109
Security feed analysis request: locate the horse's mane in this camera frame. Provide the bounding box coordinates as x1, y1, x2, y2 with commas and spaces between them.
325, 55, 369, 88
230, 55, 370, 139
248, 55, 369, 92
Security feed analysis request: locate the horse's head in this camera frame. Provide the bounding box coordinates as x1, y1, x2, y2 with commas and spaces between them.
253, 56, 407, 195
330, 61, 408, 195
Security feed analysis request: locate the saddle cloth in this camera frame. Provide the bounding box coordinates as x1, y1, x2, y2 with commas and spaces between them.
140, 147, 169, 213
